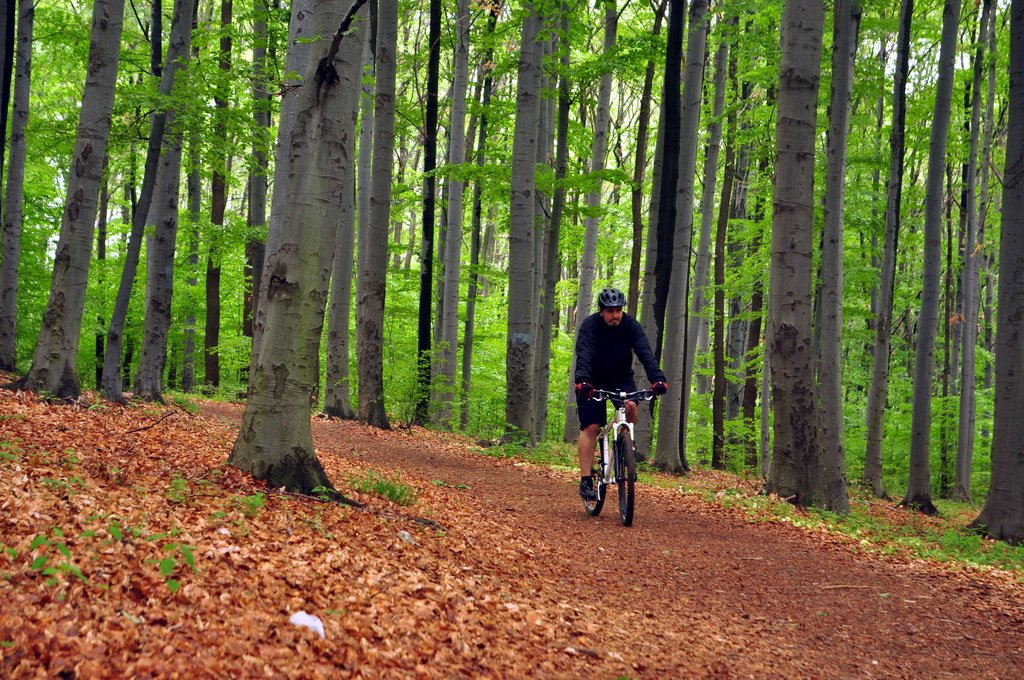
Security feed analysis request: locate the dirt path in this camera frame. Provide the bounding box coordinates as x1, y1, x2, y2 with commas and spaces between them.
207, 404, 1024, 678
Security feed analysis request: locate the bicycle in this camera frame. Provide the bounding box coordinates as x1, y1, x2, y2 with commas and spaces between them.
582, 388, 655, 527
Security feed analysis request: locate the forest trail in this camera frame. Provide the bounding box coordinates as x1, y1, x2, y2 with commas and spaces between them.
217, 402, 1024, 678
2, 388, 1022, 678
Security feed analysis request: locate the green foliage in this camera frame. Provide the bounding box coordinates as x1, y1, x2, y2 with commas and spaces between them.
166, 474, 191, 505
26, 528, 87, 587
348, 471, 416, 506
232, 492, 267, 518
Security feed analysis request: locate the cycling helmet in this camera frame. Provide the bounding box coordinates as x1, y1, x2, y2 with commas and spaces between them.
597, 287, 627, 310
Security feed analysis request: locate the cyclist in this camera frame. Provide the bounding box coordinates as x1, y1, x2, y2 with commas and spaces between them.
574, 287, 668, 500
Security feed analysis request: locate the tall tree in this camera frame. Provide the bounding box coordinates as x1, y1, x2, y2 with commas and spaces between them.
357, 0, 397, 429
504, 2, 543, 442
101, 0, 191, 402
564, 0, 618, 437
8, 0, 126, 399
970, 0, 1024, 544
653, 0, 708, 472
414, 0, 442, 424
230, 0, 367, 492
134, 0, 200, 401
0, 0, 33, 372
955, 0, 994, 502
434, 0, 471, 426
863, 0, 913, 498
765, 0, 823, 504
905, 0, 963, 514
461, 3, 500, 431
818, 0, 862, 514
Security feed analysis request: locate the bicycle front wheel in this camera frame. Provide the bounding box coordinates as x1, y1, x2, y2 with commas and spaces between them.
616, 430, 636, 526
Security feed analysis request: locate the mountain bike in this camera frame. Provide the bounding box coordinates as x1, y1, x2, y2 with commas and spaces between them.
582, 388, 655, 527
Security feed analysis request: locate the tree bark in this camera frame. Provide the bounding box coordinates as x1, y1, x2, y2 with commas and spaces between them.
230, 0, 367, 493
653, 0, 708, 473
765, 0, 823, 505
904, 0, 962, 515
818, 0, 861, 514
101, 0, 191, 402
863, 0, 912, 499
504, 3, 543, 443
357, 0, 397, 429
970, 0, 1024, 544
11, 0, 125, 400
0, 0, 32, 372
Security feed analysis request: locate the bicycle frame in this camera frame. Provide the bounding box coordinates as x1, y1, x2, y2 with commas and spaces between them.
590, 389, 652, 489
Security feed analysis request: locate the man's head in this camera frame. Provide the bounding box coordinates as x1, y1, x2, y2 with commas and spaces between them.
597, 287, 627, 327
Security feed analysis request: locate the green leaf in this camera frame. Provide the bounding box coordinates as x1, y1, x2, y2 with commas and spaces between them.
31, 555, 49, 570
28, 535, 47, 551
55, 543, 72, 559
166, 579, 181, 594
158, 557, 175, 578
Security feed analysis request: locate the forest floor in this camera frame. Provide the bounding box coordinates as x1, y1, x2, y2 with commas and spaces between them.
1, 385, 1024, 678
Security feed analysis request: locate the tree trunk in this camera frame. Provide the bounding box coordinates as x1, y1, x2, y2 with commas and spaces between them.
818, 0, 861, 514
653, 0, 708, 473
504, 3, 543, 443
765, 0, 823, 505
461, 5, 498, 431
0, 0, 32, 372
434, 0, 471, 427
11, 0, 125, 400
249, 0, 315, 392
564, 0, 617, 439
955, 0, 993, 502
628, 0, 667, 313
357, 0, 396, 429
183, 136, 200, 393
904, 0, 962, 515
863, 0, 912, 499
414, 0, 442, 424
970, 0, 1024, 544
101, 0, 190, 402
134, 0, 201, 402
230, 0, 368, 493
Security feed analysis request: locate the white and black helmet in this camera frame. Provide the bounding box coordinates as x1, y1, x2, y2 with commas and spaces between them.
597, 287, 627, 310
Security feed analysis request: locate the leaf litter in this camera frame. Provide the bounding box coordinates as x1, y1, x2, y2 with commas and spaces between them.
0, 386, 1023, 678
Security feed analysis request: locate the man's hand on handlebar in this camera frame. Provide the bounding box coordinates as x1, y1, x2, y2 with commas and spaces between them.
575, 381, 594, 400
651, 381, 668, 396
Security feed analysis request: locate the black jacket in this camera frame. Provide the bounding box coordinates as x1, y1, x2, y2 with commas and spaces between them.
573, 312, 666, 388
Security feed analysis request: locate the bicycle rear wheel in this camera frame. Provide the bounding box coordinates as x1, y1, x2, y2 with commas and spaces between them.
616, 430, 636, 526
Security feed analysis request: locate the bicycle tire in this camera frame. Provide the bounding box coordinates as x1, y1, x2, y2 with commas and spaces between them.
616, 430, 636, 526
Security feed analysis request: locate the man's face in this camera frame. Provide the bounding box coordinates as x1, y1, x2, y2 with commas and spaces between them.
600, 306, 623, 327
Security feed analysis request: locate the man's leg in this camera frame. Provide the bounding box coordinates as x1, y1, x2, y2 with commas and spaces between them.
577, 424, 600, 477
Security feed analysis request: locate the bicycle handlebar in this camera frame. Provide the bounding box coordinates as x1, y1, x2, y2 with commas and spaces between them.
589, 388, 656, 405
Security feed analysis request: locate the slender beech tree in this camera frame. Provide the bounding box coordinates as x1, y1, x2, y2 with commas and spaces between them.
203, 0, 234, 390
357, 0, 396, 429
0, 0, 33, 372
414, 0, 442, 424
461, 3, 499, 431
564, 0, 617, 437
230, 0, 367, 492
971, 0, 1024, 544
244, 0, 272, 344
765, 0, 823, 504
686, 17, 731, 463
864, 0, 913, 498
9, 0, 125, 399
504, 2, 543, 442
101, 0, 192, 402
654, 0, 708, 472
955, 0, 994, 501
134, 0, 199, 402
818, 0, 862, 514
905, 0, 962, 514
434, 0, 471, 426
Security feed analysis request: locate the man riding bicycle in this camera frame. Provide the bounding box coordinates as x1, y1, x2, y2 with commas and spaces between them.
574, 287, 668, 500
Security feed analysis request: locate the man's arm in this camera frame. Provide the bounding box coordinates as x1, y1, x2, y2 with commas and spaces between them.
574, 317, 596, 384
